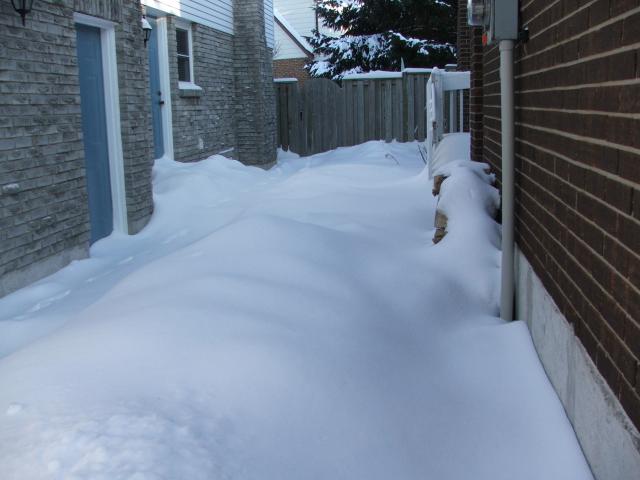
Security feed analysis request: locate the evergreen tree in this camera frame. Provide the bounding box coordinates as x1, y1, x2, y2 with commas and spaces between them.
307, 0, 457, 79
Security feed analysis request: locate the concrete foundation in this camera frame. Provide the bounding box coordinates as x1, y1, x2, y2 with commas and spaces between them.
515, 247, 640, 480
0, 246, 87, 298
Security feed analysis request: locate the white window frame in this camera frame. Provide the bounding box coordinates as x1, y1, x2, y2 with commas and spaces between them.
155, 17, 175, 160
175, 19, 201, 90
73, 12, 128, 235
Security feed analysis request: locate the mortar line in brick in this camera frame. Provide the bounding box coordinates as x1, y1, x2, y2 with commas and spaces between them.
517, 212, 586, 321
483, 133, 502, 153
522, 4, 640, 61
483, 70, 501, 81
517, 105, 640, 120
516, 208, 605, 330
516, 78, 640, 93
520, 0, 542, 12
514, 136, 630, 186
482, 55, 500, 69
516, 121, 640, 156
521, 0, 562, 24
518, 187, 638, 342
518, 41, 640, 79
483, 117, 502, 126
518, 152, 640, 276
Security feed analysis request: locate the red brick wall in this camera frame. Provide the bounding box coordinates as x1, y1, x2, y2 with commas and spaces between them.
456, 0, 484, 153
477, 1, 640, 429
273, 58, 311, 86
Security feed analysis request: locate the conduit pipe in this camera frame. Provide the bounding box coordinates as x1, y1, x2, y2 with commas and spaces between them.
499, 39, 515, 321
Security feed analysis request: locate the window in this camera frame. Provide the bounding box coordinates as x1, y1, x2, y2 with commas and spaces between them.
176, 26, 193, 84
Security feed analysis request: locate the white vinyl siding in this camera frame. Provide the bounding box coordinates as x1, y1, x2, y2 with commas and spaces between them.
273, 0, 316, 37
273, 20, 307, 60
264, 0, 274, 48
142, 0, 233, 34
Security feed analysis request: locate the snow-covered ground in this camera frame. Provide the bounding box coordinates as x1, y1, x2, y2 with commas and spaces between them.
0, 141, 592, 479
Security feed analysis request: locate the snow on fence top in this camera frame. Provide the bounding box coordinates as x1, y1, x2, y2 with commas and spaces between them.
403, 68, 434, 74
341, 70, 403, 80
274, 78, 299, 83
340, 68, 433, 81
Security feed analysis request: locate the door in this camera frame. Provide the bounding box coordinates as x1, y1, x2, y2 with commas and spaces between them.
148, 18, 165, 159
76, 24, 113, 244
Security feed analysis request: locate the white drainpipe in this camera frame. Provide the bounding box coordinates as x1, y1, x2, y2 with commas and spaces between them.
499, 39, 515, 321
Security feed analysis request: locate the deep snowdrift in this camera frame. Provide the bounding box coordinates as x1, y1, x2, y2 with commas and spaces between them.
0, 141, 592, 479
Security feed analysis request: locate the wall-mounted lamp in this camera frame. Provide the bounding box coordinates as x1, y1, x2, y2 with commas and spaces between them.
11, 0, 34, 26
142, 15, 152, 47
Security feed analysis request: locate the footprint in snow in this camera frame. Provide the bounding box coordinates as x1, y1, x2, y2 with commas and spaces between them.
118, 256, 134, 265
27, 289, 71, 313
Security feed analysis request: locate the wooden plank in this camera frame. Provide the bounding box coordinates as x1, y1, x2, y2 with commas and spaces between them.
279, 85, 289, 150
275, 85, 281, 148
406, 75, 415, 141
305, 81, 313, 155
324, 81, 333, 151
396, 78, 404, 141
330, 82, 340, 149
391, 79, 400, 141
345, 81, 354, 146
373, 79, 381, 140
287, 82, 299, 153
416, 74, 426, 141
356, 81, 365, 144
366, 81, 376, 141
383, 80, 393, 142
335, 85, 343, 148
297, 84, 306, 155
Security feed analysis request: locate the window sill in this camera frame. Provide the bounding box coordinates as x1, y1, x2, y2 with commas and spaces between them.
178, 81, 203, 98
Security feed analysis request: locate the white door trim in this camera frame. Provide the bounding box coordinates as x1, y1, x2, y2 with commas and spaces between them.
155, 17, 174, 160
74, 13, 128, 235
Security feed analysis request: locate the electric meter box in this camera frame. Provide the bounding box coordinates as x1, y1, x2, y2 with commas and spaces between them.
467, 0, 518, 44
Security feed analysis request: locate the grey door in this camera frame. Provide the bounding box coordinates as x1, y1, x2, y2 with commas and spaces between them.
76, 24, 113, 244
148, 18, 165, 159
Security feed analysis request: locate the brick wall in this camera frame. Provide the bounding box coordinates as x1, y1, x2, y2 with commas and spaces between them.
166, 19, 237, 162
274, 57, 311, 85
0, 0, 88, 297
456, 1, 470, 132
456, 0, 471, 70
233, 0, 277, 166
456, 1, 483, 136
0, 0, 154, 296
479, 1, 640, 430
469, 28, 484, 161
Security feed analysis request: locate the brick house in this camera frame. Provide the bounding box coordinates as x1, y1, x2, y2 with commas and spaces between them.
272, 0, 338, 84
273, 5, 314, 84
0, 0, 276, 297
457, 1, 640, 478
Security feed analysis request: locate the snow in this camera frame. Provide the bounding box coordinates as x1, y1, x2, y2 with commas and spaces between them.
308, 31, 453, 79
273, 77, 299, 83
177, 81, 202, 91
0, 140, 592, 479
429, 132, 471, 178
341, 70, 403, 80
403, 67, 434, 74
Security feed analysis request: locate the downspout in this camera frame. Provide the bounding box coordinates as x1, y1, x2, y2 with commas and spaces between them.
499, 39, 515, 321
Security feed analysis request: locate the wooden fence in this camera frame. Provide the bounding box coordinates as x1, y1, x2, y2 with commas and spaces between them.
275, 71, 433, 156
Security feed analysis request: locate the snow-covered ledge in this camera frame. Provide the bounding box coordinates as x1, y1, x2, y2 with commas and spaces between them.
178, 81, 203, 98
